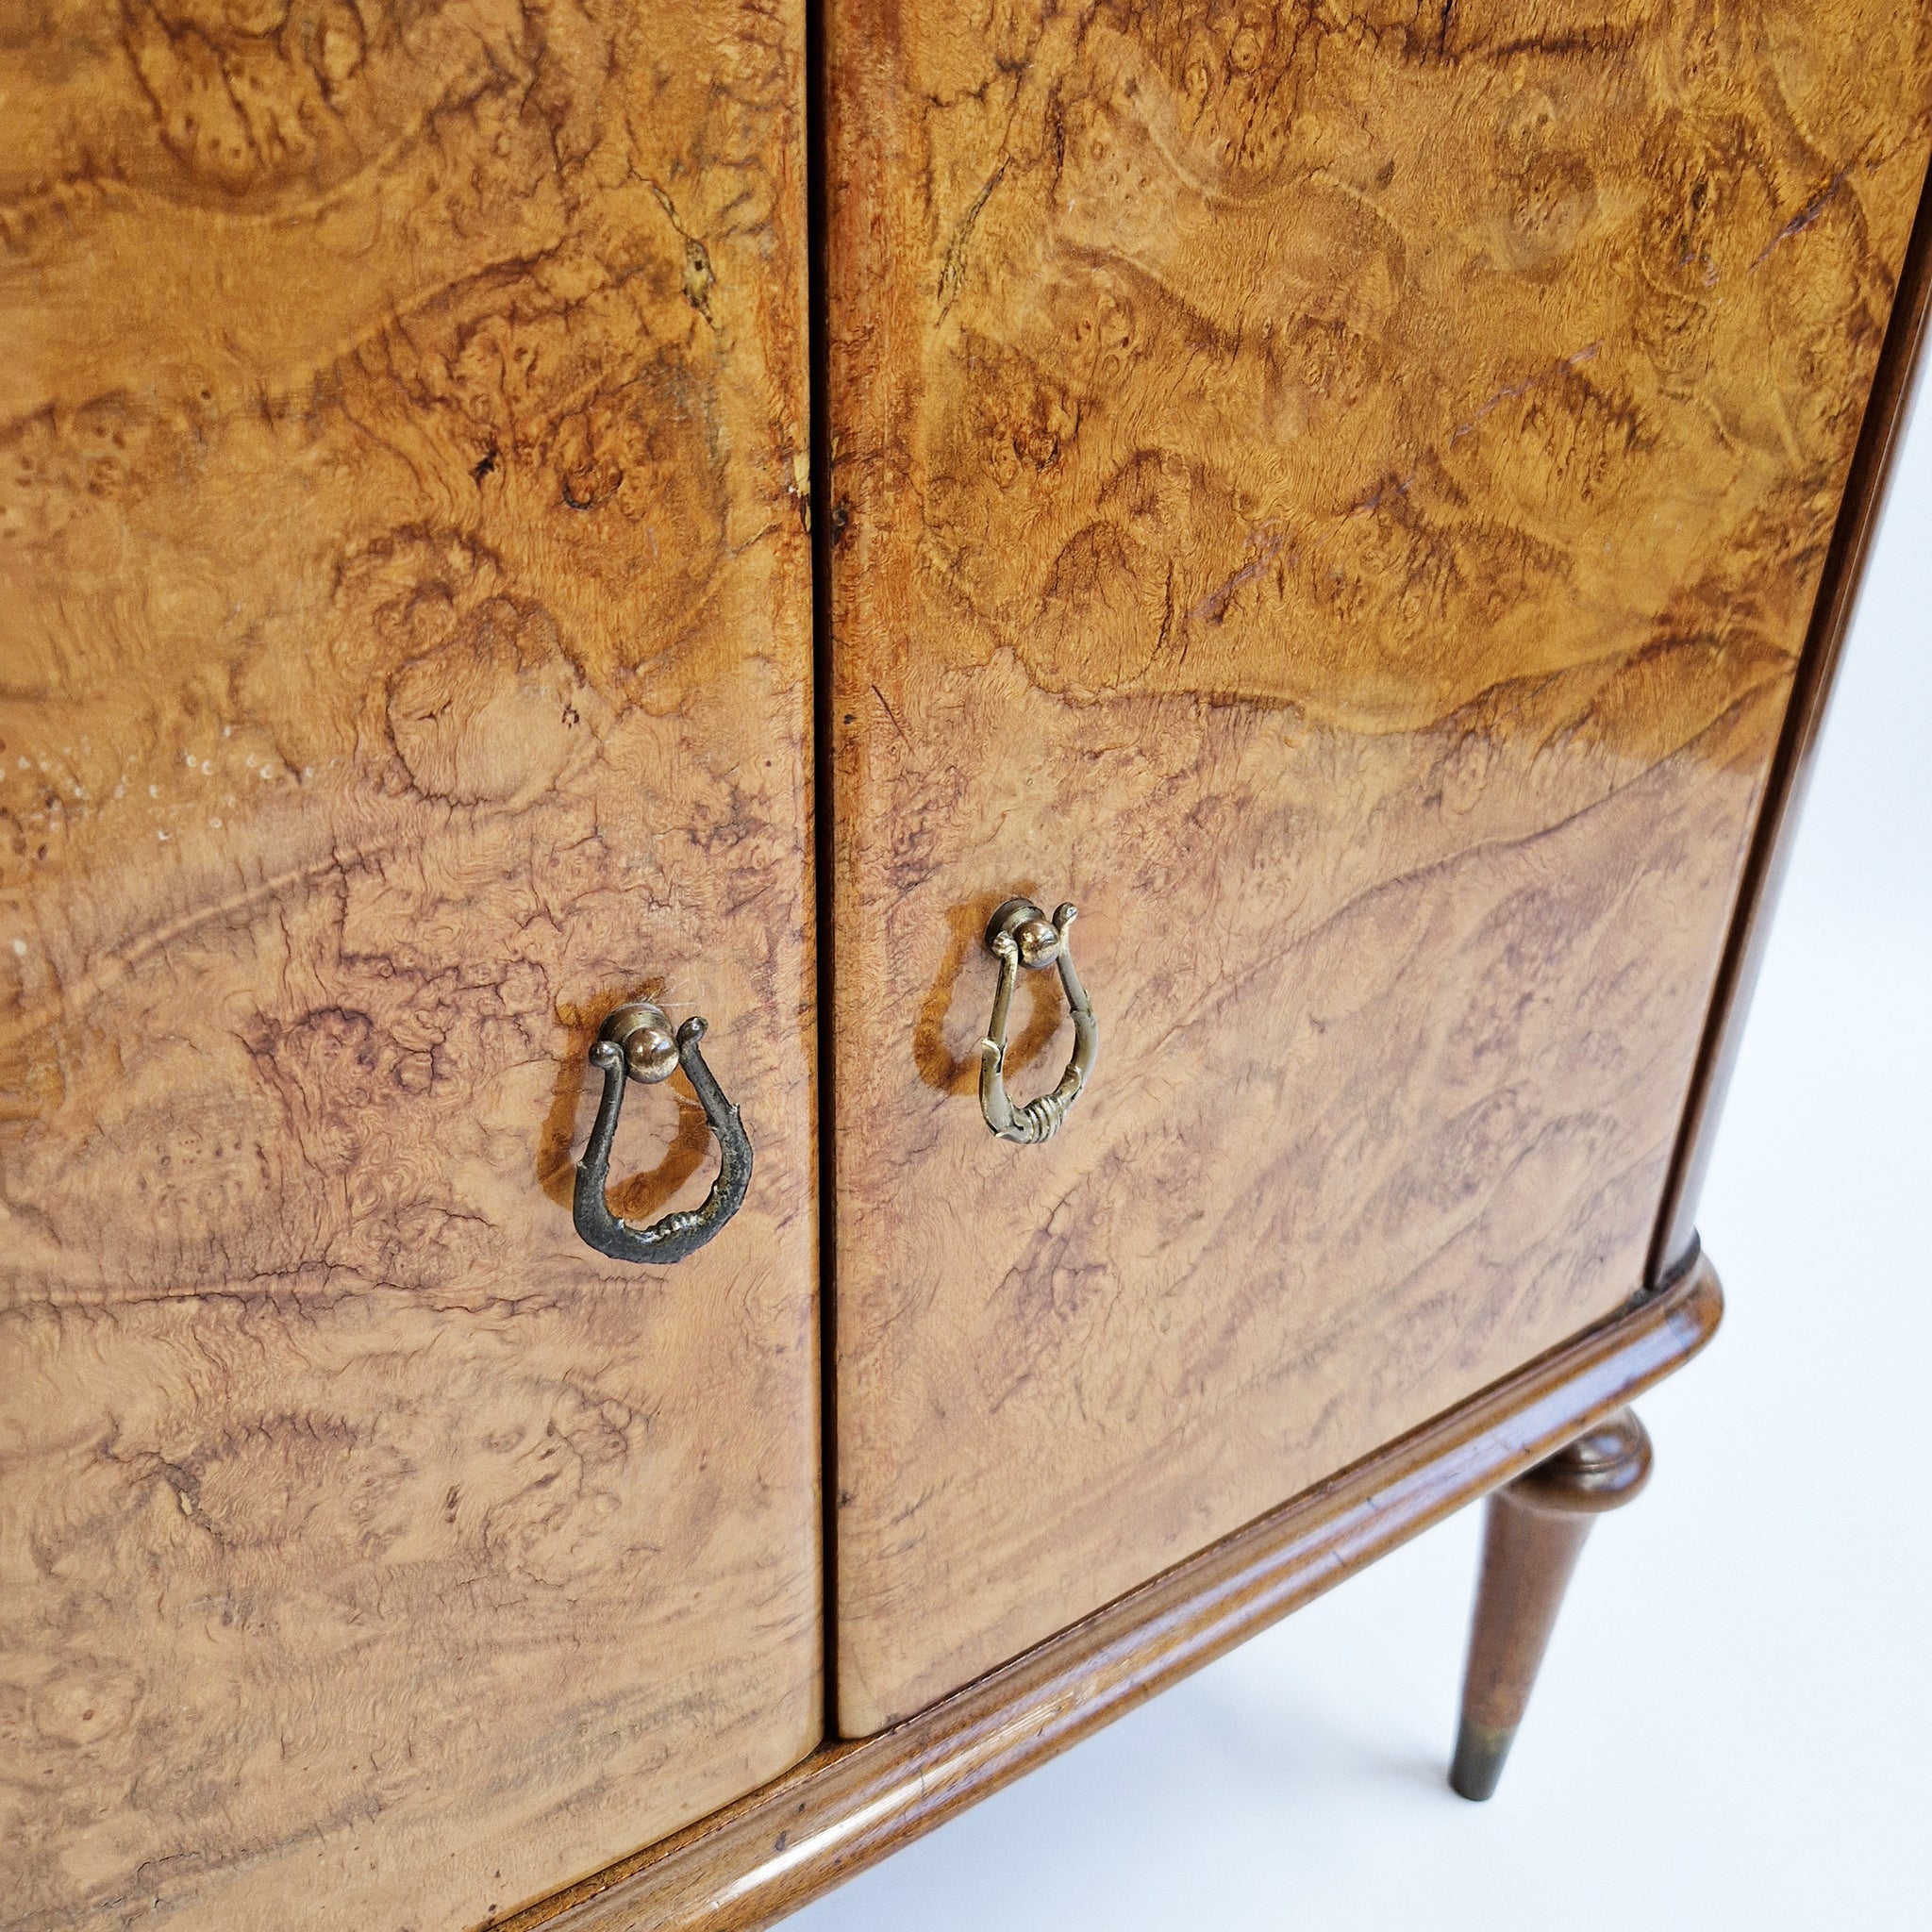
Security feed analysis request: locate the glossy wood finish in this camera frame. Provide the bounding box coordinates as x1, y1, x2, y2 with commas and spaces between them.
1653, 138, 1932, 1280
822, 0, 1932, 1732
1448, 1407, 1653, 1801
506, 1258, 1718, 1931
0, 7, 820, 1927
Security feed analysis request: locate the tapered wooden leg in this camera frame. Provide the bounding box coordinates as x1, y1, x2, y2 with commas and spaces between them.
1449, 1407, 1653, 1800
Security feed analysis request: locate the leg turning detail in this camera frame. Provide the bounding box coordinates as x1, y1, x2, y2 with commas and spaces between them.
1449, 1407, 1653, 1801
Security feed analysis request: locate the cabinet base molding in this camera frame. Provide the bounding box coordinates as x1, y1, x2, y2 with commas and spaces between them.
507, 1256, 1721, 1932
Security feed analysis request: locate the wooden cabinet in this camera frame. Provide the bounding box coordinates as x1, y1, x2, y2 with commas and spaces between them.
4, 3, 1929, 1927
0, 5, 821, 1926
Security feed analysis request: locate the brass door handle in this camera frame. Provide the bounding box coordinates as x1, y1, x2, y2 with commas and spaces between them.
574, 1002, 752, 1263
979, 898, 1097, 1144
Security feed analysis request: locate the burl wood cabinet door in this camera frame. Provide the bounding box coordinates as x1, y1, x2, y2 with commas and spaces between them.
1, 5, 818, 1926
822, 2, 1932, 1732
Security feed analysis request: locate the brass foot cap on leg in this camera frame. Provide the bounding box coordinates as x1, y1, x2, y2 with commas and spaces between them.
1449, 1718, 1515, 1802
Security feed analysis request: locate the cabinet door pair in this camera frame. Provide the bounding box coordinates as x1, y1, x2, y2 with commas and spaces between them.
4, 4, 1926, 1928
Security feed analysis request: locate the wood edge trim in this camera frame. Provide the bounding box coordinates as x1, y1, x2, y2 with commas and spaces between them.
501, 1256, 1723, 1932
1648, 151, 1932, 1279
804, 0, 841, 1741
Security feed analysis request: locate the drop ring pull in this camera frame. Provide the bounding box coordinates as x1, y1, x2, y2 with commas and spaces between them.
574, 1002, 752, 1262
978, 898, 1098, 1145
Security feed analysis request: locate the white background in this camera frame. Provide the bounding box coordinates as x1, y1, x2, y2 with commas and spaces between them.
794, 380, 1932, 1929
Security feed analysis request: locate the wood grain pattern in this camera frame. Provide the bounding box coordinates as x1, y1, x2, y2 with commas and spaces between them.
505, 1257, 1719, 1931
822, 0, 1932, 1732
1, 5, 820, 1927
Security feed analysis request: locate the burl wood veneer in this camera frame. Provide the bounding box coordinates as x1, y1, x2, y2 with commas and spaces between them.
1, 5, 820, 1927
822, 0, 1932, 1731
